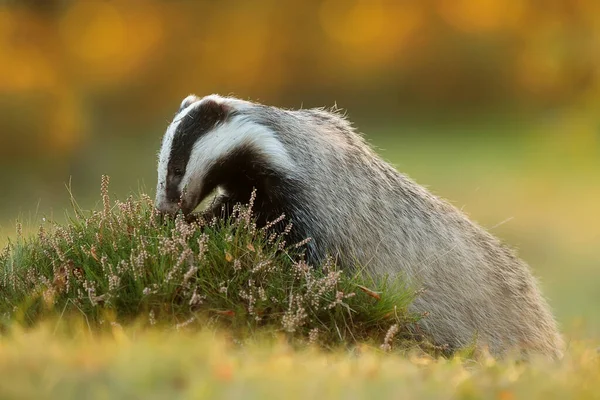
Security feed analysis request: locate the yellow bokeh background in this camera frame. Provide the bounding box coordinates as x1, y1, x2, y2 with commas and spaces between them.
1, 0, 599, 159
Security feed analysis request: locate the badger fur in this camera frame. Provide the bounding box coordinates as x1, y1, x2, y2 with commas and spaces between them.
155, 94, 564, 358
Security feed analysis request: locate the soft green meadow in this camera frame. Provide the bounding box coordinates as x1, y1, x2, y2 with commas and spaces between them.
0, 323, 598, 400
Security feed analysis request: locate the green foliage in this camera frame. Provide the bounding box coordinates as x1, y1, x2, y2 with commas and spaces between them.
0, 177, 422, 351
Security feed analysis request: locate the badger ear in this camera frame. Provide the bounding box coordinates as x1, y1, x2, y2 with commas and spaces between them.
197, 97, 233, 120
178, 94, 200, 113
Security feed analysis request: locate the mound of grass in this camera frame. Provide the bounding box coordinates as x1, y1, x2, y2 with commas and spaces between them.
0, 176, 424, 351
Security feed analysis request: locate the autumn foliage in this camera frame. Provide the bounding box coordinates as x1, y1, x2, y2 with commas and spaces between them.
1, 0, 600, 160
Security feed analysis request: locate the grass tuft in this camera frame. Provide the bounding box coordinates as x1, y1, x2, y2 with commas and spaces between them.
1, 176, 427, 353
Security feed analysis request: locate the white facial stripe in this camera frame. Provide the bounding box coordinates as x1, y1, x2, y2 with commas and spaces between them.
181, 114, 295, 195
203, 94, 253, 111
155, 100, 205, 206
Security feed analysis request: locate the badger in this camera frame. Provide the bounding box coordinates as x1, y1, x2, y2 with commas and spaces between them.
155, 94, 564, 358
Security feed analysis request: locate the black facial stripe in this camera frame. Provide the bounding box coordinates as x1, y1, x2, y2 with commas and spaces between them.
166, 177, 182, 202
196, 144, 298, 218
166, 99, 229, 201
194, 144, 314, 259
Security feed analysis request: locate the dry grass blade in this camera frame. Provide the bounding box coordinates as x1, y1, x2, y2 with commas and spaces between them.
357, 285, 382, 301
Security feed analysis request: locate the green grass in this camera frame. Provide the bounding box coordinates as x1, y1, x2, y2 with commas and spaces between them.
0, 323, 598, 399
1, 176, 599, 399
0, 176, 424, 352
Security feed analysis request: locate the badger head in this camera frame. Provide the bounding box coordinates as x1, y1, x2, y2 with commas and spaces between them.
155, 94, 295, 216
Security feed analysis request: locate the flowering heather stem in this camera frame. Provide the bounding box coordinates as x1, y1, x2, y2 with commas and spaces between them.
101, 175, 111, 218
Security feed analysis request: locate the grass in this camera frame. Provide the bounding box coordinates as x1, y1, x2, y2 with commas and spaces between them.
0, 176, 424, 352
1, 175, 599, 399
0, 323, 598, 399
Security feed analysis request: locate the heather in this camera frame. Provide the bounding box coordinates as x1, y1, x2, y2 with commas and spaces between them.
0, 176, 424, 352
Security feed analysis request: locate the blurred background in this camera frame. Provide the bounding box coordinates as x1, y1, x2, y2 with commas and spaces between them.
0, 0, 598, 340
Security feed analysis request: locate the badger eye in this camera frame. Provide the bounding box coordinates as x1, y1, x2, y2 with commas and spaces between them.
173, 168, 183, 177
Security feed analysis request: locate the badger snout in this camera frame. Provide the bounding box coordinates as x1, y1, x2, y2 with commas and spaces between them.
154, 200, 180, 217
155, 194, 199, 218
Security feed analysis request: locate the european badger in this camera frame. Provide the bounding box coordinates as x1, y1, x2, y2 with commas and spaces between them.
155, 94, 563, 358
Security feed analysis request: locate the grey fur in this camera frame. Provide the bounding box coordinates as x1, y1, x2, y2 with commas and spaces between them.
156, 95, 564, 358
